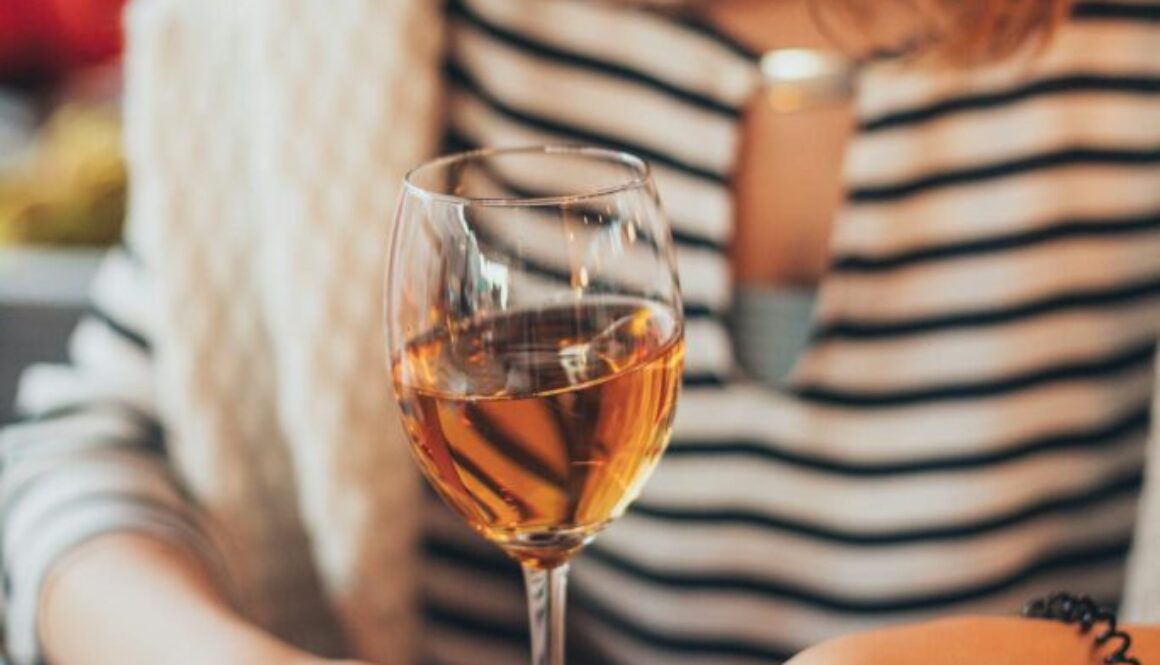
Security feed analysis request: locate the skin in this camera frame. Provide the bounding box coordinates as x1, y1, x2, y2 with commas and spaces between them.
786, 615, 1160, 665
40, 534, 369, 665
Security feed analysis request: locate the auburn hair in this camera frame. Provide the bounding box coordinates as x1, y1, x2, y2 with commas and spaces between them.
814, 0, 1074, 64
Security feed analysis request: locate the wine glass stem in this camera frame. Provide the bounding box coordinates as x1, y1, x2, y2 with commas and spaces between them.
523, 563, 569, 665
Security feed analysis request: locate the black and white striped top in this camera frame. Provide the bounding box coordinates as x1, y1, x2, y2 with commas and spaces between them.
3, 1, 1158, 664
420, 2, 1160, 664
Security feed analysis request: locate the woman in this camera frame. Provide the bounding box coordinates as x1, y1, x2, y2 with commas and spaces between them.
1, 0, 1157, 664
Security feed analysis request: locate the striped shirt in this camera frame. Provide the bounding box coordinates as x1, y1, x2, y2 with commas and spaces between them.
3, 1, 1159, 664
421, 2, 1160, 664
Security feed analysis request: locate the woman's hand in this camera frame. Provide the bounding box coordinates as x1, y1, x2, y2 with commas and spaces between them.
786, 615, 1160, 665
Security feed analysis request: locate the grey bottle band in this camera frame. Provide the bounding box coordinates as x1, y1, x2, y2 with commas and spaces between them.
731, 285, 817, 387
760, 48, 856, 112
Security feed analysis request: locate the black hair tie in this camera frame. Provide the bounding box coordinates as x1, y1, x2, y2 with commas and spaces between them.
1023, 592, 1141, 664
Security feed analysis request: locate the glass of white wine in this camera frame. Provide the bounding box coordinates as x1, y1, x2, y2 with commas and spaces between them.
386, 146, 684, 664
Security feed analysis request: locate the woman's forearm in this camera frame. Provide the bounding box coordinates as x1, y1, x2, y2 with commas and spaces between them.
39, 533, 306, 665
788, 615, 1160, 665
1125, 622, 1160, 662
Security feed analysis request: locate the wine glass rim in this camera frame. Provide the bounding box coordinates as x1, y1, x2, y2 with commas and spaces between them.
403, 144, 653, 207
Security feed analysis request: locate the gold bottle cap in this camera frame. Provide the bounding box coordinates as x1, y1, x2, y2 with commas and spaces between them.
759, 48, 856, 112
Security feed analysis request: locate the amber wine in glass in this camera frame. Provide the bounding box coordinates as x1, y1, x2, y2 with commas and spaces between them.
387, 146, 683, 665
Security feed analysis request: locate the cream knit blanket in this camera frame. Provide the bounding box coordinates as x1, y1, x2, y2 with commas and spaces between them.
124, 0, 441, 659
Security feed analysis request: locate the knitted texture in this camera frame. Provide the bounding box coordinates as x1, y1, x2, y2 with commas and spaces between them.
122, 0, 443, 658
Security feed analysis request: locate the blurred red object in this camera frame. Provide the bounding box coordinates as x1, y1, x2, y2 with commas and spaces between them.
0, 0, 125, 82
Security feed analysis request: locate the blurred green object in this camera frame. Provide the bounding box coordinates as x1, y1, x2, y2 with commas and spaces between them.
0, 104, 125, 246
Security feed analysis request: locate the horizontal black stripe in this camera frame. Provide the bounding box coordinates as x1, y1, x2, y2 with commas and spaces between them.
5, 432, 166, 463
667, 228, 727, 254
468, 221, 719, 301
0, 441, 179, 533
682, 302, 717, 320
572, 586, 796, 663
860, 74, 1160, 134
480, 157, 724, 255
682, 373, 727, 387
34, 491, 188, 537
1, 491, 190, 566
444, 128, 726, 252
449, 0, 742, 117
832, 210, 1160, 273
849, 146, 1160, 203
666, 400, 1151, 476
1073, 1, 1160, 21
813, 272, 1160, 340
793, 339, 1155, 407
463, 219, 724, 320
424, 591, 791, 664
464, 220, 663, 299
443, 127, 478, 155
669, 228, 727, 254
23, 399, 159, 431
446, 142, 673, 255
584, 535, 1131, 612
423, 599, 528, 644
422, 532, 521, 579
448, 64, 728, 184
8, 399, 168, 457
628, 466, 1142, 545
668, 10, 762, 61
86, 305, 151, 354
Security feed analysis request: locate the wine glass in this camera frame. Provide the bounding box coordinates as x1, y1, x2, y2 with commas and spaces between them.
386, 145, 684, 665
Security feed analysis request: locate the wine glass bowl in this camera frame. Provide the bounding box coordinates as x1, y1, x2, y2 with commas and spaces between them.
386, 145, 684, 664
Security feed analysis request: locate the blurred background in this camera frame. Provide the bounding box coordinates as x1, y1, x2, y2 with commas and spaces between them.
0, 0, 126, 422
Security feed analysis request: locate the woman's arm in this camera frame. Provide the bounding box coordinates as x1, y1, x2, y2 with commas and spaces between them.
787, 615, 1160, 665
0, 249, 340, 665
40, 533, 318, 665
0, 247, 221, 664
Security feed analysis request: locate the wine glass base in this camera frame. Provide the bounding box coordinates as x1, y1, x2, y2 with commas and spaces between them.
493, 524, 605, 570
